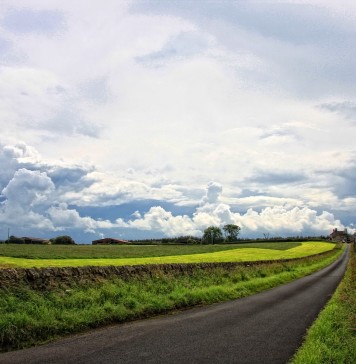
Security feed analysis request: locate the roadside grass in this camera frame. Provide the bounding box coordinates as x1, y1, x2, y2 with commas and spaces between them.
0, 245, 343, 352
0, 242, 334, 268
291, 244, 356, 364
0, 242, 303, 260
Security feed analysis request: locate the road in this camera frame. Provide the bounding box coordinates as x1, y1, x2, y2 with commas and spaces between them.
0, 246, 349, 364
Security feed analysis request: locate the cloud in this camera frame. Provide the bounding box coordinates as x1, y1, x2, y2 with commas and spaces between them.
0, 2, 355, 240
136, 30, 215, 66
245, 170, 307, 186
1, 8, 65, 35
319, 101, 356, 121
126, 206, 198, 236
136, 0, 356, 98
0, 168, 55, 229
0, 143, 114, 234
2, 168, 54, 206
0, 141, 95, 192
202, 181, 223, 204
0, 142, 40, 188
0, 140, 352, 239
236, 206, 340, 236
0, 165, 116, 234
47, 203, 114, 233
0, 65, 102, 138
118, 182, 347, 237
321, 157, 356, 199
123, 200, 344, 238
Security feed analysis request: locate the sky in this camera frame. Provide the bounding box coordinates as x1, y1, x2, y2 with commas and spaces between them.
0, 0, 356, 243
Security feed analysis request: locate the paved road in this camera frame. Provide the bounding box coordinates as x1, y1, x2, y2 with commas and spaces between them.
0, 246, 349, 364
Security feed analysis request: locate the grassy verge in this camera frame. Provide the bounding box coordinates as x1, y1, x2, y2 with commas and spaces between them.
0, 242, 334, 268
0, 245, 343, 352
291, 244, 356, 364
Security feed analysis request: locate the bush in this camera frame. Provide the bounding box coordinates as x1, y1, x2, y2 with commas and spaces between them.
7, 236, 25, 244
51, 235, 76, 245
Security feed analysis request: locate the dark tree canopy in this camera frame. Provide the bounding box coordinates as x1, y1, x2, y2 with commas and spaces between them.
202, 226, 224, 244
7, 236, 25, 244
223, 224, 241, 242
51, 235, 76, 245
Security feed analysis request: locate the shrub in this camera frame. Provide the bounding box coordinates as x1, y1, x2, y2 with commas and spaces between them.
51, 235, 76, 245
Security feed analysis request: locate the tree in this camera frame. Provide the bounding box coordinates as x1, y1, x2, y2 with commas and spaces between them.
7, 235, 25, 244
51, 235, 76, 245
202, 226, 223, 244
223, 224, 241, 242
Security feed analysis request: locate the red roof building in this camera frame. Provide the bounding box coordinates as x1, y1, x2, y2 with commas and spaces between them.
330, 228, 349, 243
92, 238, 129, 245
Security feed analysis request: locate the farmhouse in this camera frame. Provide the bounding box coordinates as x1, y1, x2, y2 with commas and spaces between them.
92, 238, 130, 245
349, 233, 356, 244
329, 228, 354, 243
22, 237, 50, 244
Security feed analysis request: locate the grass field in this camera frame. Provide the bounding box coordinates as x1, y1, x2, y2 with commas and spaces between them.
0, 242, 334, 268
0, 245, 343, 351
291, 244, 356, 363
0, 242, 298, 259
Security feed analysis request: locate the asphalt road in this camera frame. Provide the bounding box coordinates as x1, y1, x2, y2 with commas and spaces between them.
0, 246, 349, 364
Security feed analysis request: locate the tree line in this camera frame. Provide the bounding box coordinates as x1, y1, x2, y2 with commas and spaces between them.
202, 224, 241, 244
130, 224, 242, 245
2, 235, 76, 245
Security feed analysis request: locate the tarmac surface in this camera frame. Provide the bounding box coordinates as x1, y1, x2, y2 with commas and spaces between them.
0, 245, 349, 364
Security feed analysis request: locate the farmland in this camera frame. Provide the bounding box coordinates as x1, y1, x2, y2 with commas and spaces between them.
0, 241, 334, 268
0, 243, 343, 351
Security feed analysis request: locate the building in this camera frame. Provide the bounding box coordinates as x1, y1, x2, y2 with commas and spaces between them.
92, 238, 130, 245
21, 237, 50, 244
330, 228, 350, 243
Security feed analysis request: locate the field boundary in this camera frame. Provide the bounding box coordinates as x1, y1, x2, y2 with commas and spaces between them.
0, 246, 338, 290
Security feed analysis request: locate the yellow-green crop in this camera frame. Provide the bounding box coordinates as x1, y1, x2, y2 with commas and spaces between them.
0, 242, 334, 268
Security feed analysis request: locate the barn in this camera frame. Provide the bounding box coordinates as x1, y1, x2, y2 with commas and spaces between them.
92, 238, 130, 245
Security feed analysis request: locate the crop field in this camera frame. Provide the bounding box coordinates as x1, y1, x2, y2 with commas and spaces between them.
0, 241, 334, 268
0, 242, 281, 259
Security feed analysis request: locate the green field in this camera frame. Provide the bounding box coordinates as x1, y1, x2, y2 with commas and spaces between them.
0, 242, 334, 268
0, 242, 295, 259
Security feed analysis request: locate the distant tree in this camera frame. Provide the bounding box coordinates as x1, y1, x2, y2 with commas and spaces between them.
202, 226, 223, 244
52, 235, 76, 245
223, 224, 241, 242
7, 235, 25, 244
186, 237, 200, 244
